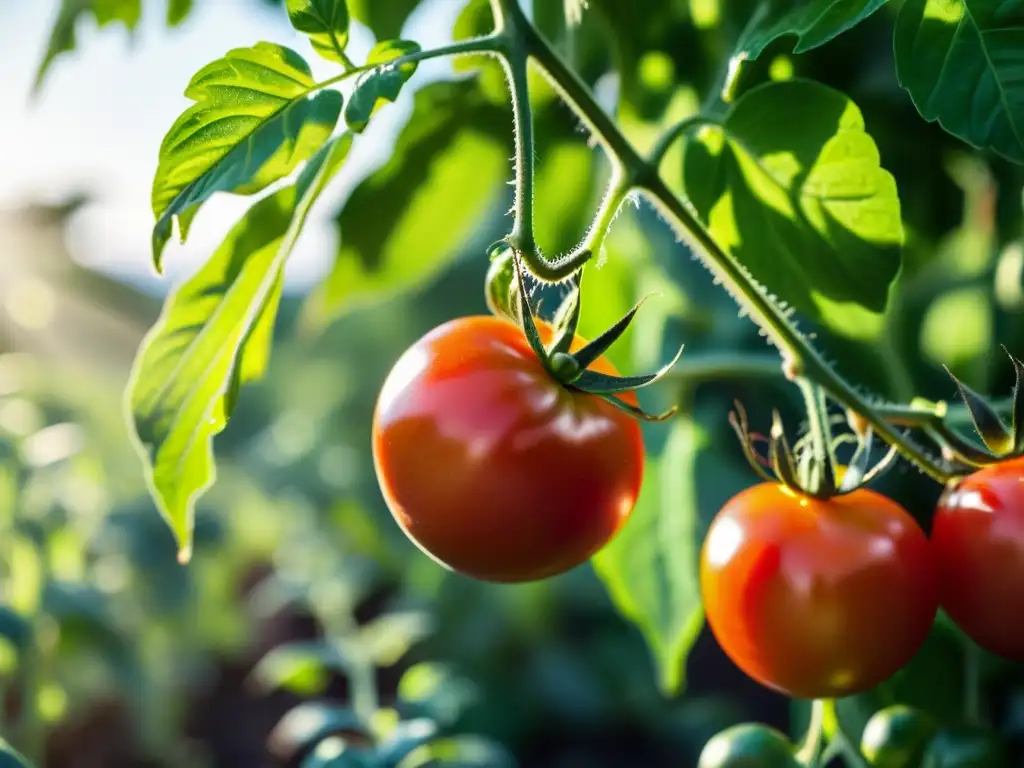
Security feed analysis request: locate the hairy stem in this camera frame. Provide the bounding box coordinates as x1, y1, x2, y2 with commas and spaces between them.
648, 114, 716, 168
581, 173, 630, 255
504, 48, 537, 257
489, 0, 957, 483
666, 353, 783, 384
798, 379, 830, 493
513, 7, 638, 175
316, 36, 505, 93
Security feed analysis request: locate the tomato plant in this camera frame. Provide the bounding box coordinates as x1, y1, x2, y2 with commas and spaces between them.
372, 315, 645, 582
701, 483, 937, 699
12, 0, 1024, 763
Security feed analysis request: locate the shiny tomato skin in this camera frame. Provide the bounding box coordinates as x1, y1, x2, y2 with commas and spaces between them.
372, 315, 644, 583
931, 457, 1024, 659
700, 483, 938, 699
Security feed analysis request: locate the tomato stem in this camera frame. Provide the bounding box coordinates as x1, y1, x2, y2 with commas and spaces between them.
483, 0, 961, 483
797, 379, 832, 495
963, 641, 983, 725
580, 173, 630, 259
313, 36, 504, 96
795, 699, 827, 767
818, 699, 870, 768
923, 423, 997, 469
501, 40, 537, 262
336, 47, 357, 72
647, 114, 716, 168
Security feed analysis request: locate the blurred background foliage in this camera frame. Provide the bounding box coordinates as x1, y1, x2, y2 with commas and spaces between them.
4, 0, 1024, 766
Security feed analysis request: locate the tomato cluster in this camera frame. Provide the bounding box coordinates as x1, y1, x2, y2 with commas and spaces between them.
375, 315, 1024, 765
374, 318, 1024, 671
698, 457, 1024, 700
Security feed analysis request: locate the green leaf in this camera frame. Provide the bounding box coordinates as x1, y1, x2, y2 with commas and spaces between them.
129, 135, 353, 560
735, 0, 890, 60
225, 268, 284, 418
250, 641, 345, 696
682, 79, 903, 339
167, 0, 193, 25
592, 414, 718, 695
302, 81, 510, 329
347, 0, 419, 39
452, 0, 494, 73
356, 610, 435, 667
34, 0, 142, 94
895, 0, 1024, 164
344, 40, 422, 132
151, 43, 342, 270
286, 0, 351, 64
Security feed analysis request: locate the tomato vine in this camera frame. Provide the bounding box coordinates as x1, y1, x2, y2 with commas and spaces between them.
483, 0, 962, 486
89, 0, 1024, 764
125, 0, 1018, 567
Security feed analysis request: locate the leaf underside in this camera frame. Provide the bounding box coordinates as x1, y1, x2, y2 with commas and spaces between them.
736, 0, 890, 60
592, 416, 707, 695
895, 0, 1024, 164
345, 39, 422, 132
682, 78, 904, 340
286, 0, 351, 63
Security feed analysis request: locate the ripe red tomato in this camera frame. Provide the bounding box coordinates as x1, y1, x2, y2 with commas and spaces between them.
372, 315, 644, 583
700, 483, 938, 699
931, 457, 1024, 659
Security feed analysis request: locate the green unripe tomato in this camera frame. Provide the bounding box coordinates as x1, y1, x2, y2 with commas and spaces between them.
698, 723, 801, 768
861, 705, 936, 767
484, 247, 520, 322
922, 725, 1009, 768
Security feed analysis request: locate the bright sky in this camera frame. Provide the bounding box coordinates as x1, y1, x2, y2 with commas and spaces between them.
0, 0, 463, 294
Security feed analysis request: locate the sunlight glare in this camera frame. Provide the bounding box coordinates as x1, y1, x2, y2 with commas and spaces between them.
705, 517, 744, 568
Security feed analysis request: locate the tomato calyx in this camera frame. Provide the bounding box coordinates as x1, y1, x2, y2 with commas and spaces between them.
936, 349, 1024, 470
487, 241, 683, 422
729, 401, 898, 500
